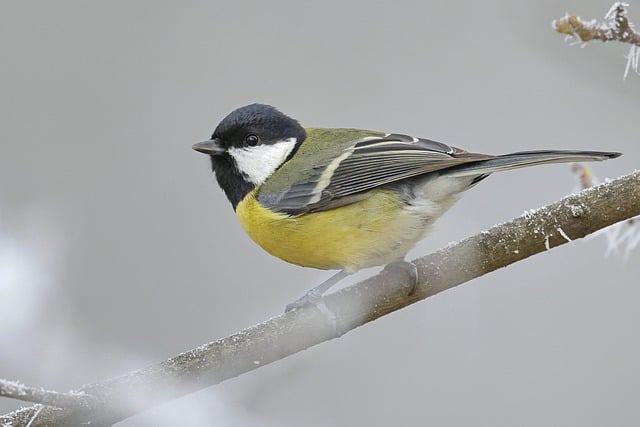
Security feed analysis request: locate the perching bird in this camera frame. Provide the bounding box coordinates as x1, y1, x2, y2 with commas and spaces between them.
193, 103, 620, 310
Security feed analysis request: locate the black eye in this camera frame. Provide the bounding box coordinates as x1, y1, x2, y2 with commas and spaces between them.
245, 134, 259, 146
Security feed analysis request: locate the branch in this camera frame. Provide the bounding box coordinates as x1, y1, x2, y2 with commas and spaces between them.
2, 170, 639, 426
0, 379, 95, 410
573, 164, 640, 256
553, 2, 640, 78
553, 3, 640, 46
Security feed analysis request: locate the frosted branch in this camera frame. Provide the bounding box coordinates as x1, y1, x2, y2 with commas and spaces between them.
0, 379, 96, 410
553, 2, 640, 77
2, 170, 639, 427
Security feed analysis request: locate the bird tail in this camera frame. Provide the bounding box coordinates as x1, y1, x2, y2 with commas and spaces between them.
445, 150, 621, 177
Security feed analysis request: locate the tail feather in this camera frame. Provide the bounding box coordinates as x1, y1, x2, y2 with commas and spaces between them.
446, 150, 621, 177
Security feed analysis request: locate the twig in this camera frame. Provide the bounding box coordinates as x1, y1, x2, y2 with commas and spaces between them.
1, 170, 639, 427
553, 2, 640, 78
24, 405, 42, 427
0, 379, 96, 410
553, 3, 640, 46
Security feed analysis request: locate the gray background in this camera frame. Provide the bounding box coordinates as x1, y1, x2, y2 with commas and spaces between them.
1, 1, 639, 426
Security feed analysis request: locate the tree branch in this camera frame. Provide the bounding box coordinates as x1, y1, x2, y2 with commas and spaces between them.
553, 3, 640, 47
2, 170, 639, 426
0, 379, 96, 410
553, 2, 640, 78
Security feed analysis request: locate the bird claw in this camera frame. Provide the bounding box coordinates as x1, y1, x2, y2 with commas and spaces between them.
383, 260, 419, 295
285, 288, 338, 331
285, 288, 323, 313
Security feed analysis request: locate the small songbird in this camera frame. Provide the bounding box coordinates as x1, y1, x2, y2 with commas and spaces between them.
193, 103, 620, 310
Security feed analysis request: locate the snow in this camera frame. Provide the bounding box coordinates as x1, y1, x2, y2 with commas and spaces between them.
557, 227, 573, 244
623, 45, 639, 79
606, 2, 629, 20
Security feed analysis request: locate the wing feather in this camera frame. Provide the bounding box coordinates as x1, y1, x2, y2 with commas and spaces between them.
256, 131, 491, 215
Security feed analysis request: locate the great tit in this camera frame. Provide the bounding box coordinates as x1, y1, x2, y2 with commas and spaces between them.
193, 103, 620, 309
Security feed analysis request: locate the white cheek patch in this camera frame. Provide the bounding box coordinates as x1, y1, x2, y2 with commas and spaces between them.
228, 137, 297, 185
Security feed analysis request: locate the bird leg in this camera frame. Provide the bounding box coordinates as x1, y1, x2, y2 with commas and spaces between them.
285, 269, 350, 313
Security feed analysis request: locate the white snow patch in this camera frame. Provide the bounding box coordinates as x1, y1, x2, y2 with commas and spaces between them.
557, 227, 573, 244
601, 217, 640, 258
623, 45, 640, 79
606, 2, 629, 20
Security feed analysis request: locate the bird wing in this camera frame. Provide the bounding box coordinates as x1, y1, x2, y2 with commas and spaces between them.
257, 130, 492, 215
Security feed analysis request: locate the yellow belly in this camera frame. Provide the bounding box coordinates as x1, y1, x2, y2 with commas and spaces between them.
235, 189, 425, 272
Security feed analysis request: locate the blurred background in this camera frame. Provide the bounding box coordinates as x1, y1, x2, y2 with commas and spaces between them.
1, 1, 638, 425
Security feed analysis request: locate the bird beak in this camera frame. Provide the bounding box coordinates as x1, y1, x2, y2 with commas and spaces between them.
192, 138, 225, 155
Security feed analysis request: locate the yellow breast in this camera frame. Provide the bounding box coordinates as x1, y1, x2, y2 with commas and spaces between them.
235, 189, 425, 272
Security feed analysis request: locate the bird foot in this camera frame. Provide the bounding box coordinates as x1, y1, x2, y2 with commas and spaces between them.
383, 260, 419, 295
285, 287, 324, 313
285, 288, 337, 331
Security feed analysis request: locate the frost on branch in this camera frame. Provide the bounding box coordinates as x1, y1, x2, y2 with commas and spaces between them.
573, 164, 640, 258
0, 378, 95, 410
553, 2, 640, 78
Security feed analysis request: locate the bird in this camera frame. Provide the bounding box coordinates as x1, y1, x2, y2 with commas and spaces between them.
193, 103, 621, 311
